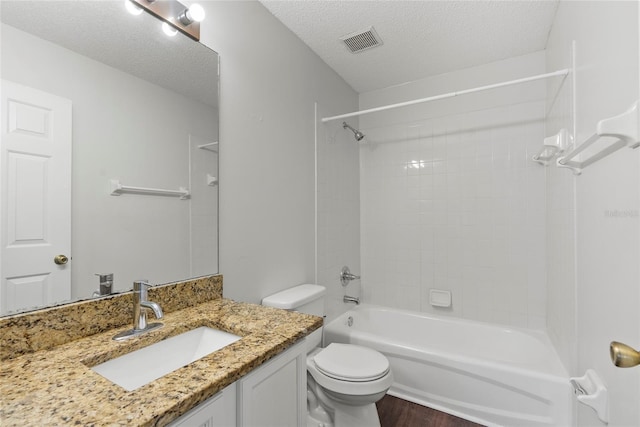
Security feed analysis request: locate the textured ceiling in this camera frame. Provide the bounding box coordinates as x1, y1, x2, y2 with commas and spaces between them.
260, 0, 560, 93
1, 1, 218, 107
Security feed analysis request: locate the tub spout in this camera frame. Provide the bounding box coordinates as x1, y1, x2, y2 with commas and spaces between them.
343, 295, 360, 305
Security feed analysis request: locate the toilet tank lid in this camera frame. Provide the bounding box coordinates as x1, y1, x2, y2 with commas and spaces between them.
261, 284, 326, 309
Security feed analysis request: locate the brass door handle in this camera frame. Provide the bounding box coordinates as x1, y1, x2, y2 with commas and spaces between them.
54, 254, 69, 265
610, 341, 640, 368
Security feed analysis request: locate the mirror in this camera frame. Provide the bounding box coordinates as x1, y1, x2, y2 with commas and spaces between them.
0, 1, 219, 315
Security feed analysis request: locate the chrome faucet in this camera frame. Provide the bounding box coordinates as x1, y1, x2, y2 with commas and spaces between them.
133, 281, 163, 330
113, 280, 164, 341
343, 295, 360, 305
92, 273, 113, 297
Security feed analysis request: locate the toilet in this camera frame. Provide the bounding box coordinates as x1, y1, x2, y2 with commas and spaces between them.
262, 284, 393, 427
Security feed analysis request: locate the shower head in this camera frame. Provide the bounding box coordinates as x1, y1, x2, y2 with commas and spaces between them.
343, 122, 365, 141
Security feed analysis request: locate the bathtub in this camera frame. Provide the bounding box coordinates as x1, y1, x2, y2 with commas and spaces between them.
323, 305, 573, 427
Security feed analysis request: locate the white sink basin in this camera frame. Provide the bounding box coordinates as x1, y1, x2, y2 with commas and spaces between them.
91, 326, 241, 391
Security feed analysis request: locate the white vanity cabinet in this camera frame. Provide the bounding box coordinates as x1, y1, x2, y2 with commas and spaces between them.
236, 339, 307, 426
167, 382, 237, 427
169, 339, 307, 427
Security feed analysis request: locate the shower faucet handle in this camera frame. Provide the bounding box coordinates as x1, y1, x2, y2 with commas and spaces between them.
340, 266, 361, 286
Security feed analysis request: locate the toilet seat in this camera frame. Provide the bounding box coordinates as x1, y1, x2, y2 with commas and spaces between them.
313, 343, 390, 382
307, 347, 394, 398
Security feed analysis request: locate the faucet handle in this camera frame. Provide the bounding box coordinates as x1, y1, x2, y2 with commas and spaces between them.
94, 273, 113, 296
95, 273, 113, 282
133, 280, 152, 292
340, 266, 361, 286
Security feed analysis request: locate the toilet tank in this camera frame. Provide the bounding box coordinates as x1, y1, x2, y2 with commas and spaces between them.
261, 284, 326, 317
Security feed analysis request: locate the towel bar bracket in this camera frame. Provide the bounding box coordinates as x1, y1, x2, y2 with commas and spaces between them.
556, 100, 639, 175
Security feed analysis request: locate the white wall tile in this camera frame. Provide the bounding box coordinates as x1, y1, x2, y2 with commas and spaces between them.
360, 77, 547, 328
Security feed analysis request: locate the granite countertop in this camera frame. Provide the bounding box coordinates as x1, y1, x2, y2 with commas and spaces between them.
0, 298, 322, 426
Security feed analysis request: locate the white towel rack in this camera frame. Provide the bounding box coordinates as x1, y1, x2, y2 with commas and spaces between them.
321, 69, 570, 123
533, 128, 570, 166
557, 100, 639, 175
197, 141, 218, 152
110, 179, 190, 200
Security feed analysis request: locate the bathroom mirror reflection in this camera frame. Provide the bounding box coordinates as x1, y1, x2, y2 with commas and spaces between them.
0, 1, 219, 315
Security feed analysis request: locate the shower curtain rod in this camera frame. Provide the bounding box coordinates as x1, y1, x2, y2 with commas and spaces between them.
321, 68, 570, 123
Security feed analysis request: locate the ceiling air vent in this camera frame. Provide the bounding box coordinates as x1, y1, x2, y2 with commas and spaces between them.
340, 26, 383, 53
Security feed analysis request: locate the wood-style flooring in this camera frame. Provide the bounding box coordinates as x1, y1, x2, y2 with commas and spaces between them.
377, 395, 485, 427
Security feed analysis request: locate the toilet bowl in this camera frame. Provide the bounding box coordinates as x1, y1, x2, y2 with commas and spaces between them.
262, 284, 393, 427
307, 344, 393, 426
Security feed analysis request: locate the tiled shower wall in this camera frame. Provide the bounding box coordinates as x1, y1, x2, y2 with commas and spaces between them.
359, 52, 549, 329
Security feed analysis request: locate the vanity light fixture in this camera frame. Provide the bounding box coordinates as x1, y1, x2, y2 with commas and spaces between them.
178, 4, 205, 26
162, 22, 178, 37
128, 0, 204, 41
124, 0, 143, 16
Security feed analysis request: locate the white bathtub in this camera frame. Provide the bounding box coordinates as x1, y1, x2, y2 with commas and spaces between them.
323, 305, 573, 427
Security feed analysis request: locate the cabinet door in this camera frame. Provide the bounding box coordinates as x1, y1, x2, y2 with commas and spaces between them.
168, 382, 236, 427
237, 340, 306, 427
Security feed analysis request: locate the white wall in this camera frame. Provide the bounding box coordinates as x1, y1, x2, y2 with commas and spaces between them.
358, 52, 548, 329
316, 110, 360, 322
546, 1, 639, 426
544, 25, 577, 376
1, 23, 218, 299
196, 1, 358, 303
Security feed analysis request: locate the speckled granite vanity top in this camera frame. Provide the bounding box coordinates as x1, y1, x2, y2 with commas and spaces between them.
0, 276, 322, 426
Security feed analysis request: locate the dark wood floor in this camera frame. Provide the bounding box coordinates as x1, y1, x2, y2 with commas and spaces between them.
377, 395, 485, 427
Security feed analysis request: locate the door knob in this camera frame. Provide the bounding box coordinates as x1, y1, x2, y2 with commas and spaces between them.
54, 254, 69, 265
610, 341, 640, 368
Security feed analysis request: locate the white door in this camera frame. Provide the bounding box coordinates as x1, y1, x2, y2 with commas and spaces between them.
0, 80, 72, 315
